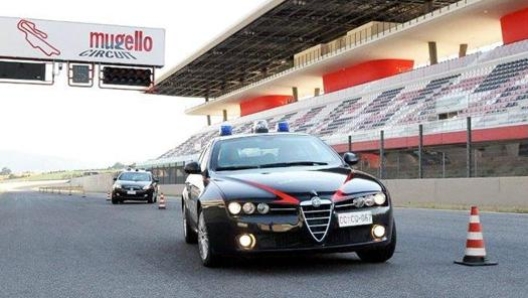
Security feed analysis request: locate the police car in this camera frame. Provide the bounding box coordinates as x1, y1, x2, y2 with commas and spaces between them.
111, 169, 159, 204
182, 121, 396, 267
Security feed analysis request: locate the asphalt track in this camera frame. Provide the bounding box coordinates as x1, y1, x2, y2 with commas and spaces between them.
1, 189, 526, 298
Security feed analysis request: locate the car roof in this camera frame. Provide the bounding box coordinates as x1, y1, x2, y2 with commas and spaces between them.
119, 169, 151, 174
213, 132, 312, 142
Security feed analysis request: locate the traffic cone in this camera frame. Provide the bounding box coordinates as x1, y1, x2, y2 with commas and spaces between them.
455, 206, 497, 266
106, 192, 111, 201
158, 193, 166, 209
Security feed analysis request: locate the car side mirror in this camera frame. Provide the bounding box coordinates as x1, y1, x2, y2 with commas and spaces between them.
113, 177, 117, 181
343, 152, 359, 166
184, 161, 201, 174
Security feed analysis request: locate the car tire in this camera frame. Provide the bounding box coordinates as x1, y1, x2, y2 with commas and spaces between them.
183, 204, 198, 244
197, 211, 219, 267
111, 197, 118, 205
356, 221, 397, 263
147, 195, 153, 204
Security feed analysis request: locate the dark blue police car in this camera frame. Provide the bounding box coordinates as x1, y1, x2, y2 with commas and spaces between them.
182, 121, 396, 267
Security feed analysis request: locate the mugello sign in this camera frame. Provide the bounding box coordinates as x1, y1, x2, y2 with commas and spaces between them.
0, 16, 165, 67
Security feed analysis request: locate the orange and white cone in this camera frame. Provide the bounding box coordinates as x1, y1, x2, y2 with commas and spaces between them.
158, 193, 166, 210
455, 206, 497, 266
106, 192, 111, 201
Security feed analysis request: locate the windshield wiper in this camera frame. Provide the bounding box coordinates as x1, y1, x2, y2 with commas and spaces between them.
259, 161, 328, 168
216, 165, 260, 171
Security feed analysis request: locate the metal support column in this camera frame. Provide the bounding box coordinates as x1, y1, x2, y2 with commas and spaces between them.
418, 124, 423, 178
459, 43, 468, 58
292, 87, 299, 102
467, 117, 472, 178
428, 41, 438, 65
380, 130, 385, 179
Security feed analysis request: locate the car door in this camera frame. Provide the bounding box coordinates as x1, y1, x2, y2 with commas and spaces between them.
186, 143, 212, 224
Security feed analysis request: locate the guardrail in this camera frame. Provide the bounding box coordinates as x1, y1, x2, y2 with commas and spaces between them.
39, 185, 86, 197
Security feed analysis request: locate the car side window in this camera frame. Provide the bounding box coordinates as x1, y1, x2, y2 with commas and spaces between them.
199, 144, 212, 173
197, 150, 206, 166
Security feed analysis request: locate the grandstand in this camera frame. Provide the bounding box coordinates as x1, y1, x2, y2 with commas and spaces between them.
139, 0, 528, 183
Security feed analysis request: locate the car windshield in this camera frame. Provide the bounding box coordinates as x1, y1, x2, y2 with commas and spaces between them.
213, 134, 342, 171
118, 172, 151, 182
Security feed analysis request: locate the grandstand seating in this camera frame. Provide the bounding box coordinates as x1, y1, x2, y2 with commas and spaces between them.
159, 39, 528, 160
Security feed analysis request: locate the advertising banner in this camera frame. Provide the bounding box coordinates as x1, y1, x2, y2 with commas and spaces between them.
0, 17, 165, 67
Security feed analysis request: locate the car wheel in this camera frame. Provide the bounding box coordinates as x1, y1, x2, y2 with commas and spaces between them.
111, 197, 118, 205
197, 211, 219, 267
356, 221, 397, 263
183, 204, 198, 244
147, 195, 153, 204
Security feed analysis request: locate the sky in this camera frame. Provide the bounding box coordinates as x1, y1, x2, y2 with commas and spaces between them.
1, 0, 269, 171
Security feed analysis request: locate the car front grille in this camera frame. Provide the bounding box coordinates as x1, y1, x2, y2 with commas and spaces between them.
122, 185, 142, 191
326, 226, 372, 245
334, 198, 363, 212
300, 199, 333, 242
269, 204, 297, 215
258, 233, 313, 249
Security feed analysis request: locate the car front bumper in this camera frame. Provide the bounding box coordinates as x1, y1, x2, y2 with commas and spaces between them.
203, 205, 394, 255
112, 188, 154, 200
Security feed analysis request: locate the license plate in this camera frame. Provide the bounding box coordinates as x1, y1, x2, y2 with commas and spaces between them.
338, 211, 373, 228
127, 190, 136, 195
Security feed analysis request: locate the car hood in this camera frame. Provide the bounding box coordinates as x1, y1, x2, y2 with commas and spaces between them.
210, 167, 383, 204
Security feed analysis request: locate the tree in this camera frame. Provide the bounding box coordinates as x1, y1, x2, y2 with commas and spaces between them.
1, 167, 12, 175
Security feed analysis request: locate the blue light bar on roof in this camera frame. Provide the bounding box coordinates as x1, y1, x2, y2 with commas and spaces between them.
219, 123, 233, 136
277, 121, 290, 132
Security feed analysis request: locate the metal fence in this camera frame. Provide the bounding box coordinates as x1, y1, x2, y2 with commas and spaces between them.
148, 117, 528, 183
349, 120, 528, 179
149, 139, 528, 184
356, 142, 528, 179
149, 163, 186, 185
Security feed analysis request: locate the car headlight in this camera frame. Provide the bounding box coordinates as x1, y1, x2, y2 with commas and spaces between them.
257, 203, 270, 214
242, 202, 256, 214
142, 185, 152, 190
364, 195, 375, 207
113, 184, 122, 189
374, 193, 386, 205
228, 202, 242, 215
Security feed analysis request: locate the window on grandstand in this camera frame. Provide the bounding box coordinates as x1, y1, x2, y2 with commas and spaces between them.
519, 142, 528, 157
438, 111, 459, 120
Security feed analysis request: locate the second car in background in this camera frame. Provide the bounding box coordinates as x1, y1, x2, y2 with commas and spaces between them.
111, 169, 159, 204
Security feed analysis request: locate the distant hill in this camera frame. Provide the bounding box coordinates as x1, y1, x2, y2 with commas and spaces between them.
0, 150, 94, 173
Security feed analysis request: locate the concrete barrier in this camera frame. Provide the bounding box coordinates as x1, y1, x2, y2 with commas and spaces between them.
69, 173, 184, 196
39, 185, 85, 196
383, 176, 528, 211
68, 174, 528, 211
158, 184, 185, 196
70, 173, 115, 194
